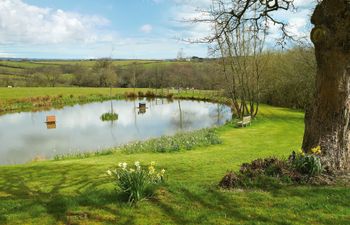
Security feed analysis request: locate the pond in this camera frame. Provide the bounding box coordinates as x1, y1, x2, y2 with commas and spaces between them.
0, 98, 232, 165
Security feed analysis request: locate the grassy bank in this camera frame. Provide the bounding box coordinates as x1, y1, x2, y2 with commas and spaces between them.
0, 87, 218, 114
0, 103, 349, 224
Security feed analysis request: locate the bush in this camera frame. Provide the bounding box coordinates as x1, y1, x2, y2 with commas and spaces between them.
138, 91, 144, 97
100, 112, 118, 121
219, 147, 325, 189
166, 93, 174, 99
107, 161, 165, 204
145, 91, 156, 98
125, 92, 137, 98
292, 148, 323, 177
239, 157, 289, 178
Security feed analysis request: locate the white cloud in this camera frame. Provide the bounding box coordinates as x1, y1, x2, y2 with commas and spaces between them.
140, 24, 153, 33
294, 0, 316, 8
0, 52, 15, 58
169, 1, 212, 41
0, 0, 111, 45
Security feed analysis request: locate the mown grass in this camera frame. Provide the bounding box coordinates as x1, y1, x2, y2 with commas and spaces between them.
0, 103, 349, 225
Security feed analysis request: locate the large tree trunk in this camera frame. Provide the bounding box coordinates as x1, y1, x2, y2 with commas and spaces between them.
302, 0, 350, 171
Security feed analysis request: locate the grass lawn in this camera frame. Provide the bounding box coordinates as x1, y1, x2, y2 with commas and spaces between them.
0, 102, 349, 225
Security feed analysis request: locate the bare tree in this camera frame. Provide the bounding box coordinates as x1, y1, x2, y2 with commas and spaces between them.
196, 0, 350, 171
211, 0, 267, 118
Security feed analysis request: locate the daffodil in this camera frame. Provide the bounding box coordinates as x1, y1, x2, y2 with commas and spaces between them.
311, 146, 321, 155
161, 169, 165, 175
150, 161, 156, 166
106, 170, 112, 176
135, 161, 140, 167
122, 162, 128, 169
297, 149, 303, 155
148, 165, 155, 174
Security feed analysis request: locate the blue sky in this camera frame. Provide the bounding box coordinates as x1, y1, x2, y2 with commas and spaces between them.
0, 0, 314, 59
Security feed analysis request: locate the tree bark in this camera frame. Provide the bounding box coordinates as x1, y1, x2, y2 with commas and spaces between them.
303, 0, 350, 171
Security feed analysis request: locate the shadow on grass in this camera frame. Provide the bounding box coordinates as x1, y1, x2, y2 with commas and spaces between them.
0, 163, 349, 225
0, 164, 128, 224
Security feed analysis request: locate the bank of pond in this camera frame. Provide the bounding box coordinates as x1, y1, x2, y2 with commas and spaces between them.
0, 98, 232, 165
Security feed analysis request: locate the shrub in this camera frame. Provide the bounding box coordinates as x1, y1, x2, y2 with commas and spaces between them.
107, 161, 165, 204
292, 148, 323, 177
138, 91, 144, 97
125, 92, 137, 99
219, 171, 240, 189
219, 147, 325, 190
166, 93, 174, 99
145, 91, 156, 98
100, 112, 118, 121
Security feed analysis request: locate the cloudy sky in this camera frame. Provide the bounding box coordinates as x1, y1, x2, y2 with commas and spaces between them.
0, 0, 315, 59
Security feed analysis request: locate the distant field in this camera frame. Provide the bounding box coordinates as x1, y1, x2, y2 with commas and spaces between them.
0, 59, 194, 87
0, 87, 149, 100
0, 59, 169, 69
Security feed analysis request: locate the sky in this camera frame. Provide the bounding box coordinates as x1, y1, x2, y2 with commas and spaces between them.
0, 0, 315, 59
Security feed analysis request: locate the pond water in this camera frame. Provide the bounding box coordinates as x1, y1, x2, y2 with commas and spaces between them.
0, 98, 232, 165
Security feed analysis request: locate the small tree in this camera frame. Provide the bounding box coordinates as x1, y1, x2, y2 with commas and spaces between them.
210, 1, 267, 118
42, 66, 62, 87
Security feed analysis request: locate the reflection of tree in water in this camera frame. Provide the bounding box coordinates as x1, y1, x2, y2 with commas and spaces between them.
209, 104, 230, 125
99, 100, 118, 141
133, 100, 140, 134
170, 100, 195, 130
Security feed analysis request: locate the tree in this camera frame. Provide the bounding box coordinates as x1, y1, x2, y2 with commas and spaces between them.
93, 59, 118, 88
303, 0, 350, 171
212, 6, 267, 118
200, 0, 350, 171
42, 66, 62, 87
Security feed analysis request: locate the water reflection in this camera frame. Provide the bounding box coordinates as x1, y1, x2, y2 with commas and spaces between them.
0, 98, 231, 165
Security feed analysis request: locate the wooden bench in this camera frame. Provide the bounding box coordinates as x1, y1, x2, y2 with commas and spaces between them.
237, 116, 251, 127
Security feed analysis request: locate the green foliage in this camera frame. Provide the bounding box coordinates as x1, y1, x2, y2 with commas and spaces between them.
292, 150, 323, 177
220, 149, 325, 190
107, 161, 165, 204
220, 157, 293, 189
122, 128, 222, 154
124, 92, 137, 98
53, 128, 222, 160
100, 112, 118, 122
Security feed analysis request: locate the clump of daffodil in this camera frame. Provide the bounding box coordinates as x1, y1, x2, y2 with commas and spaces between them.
107, 160, 166, 204
311, 146, 321, 155
297, 149, 305, 156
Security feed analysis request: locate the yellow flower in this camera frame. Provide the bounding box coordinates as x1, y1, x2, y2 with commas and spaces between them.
311, 146, 321, 155
148, 165, 155, 174
120, 162, 127, 170
106, 170, 112, 176
150, 161, 156, 166
297, 149, 304, 155
129, 168, 135, 173
161, 169, 166, 175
